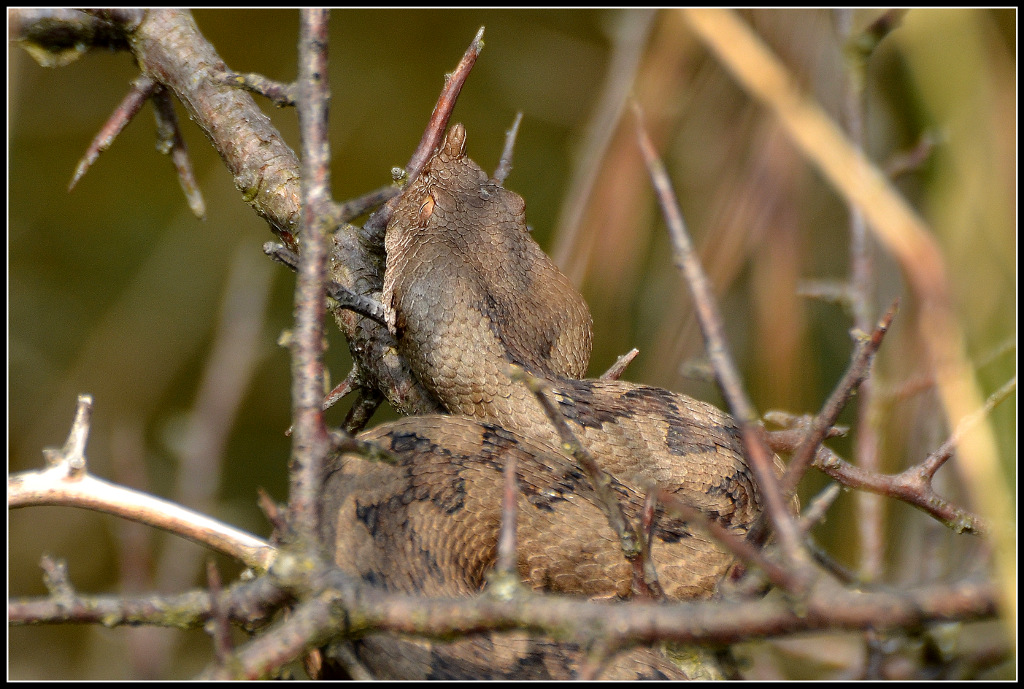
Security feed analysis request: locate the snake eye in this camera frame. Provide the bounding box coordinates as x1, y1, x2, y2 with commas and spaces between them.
418, 195, 436, 223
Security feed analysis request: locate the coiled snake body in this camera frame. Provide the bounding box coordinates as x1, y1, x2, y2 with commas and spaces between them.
321, 124, 772, 679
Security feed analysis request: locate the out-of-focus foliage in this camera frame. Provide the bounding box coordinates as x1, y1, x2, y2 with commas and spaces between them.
8, 9, 1015, 679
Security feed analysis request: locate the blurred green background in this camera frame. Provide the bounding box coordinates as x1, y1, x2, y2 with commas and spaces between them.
8, 9, 1015, 679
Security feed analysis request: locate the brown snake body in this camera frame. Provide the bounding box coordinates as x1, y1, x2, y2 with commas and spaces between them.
321, 124, 775, 679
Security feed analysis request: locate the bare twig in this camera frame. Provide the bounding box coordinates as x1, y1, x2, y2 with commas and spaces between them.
40, 555, 75, 602
633, 104, 805, 572
9, 398, 275, 570
783, 301, 898, 495
795, 483, 841, 534
404, 26, 486, 187
256, 488, 288, 544
812, 446, 985, 534
836, 5, 884, 586
152, 87, 206, 219
10, 573, 290, 628
69, 74, 157, 191
508, 366, 661, 599
655, 488, 798, 593
216, 69, 296, 107
492, 111, 523, 185
920, 376, 1016, 478
360, 26, 486, 245
883, 131, 938, 179
341, 387, 383, 435
335, 184, 397, 223
263, 242, 387, 325
206, 560, 234, 664
600, 348, 640, 381
328, 430, 398, 466
495, 446, 519, 580
287, 9, 336, 544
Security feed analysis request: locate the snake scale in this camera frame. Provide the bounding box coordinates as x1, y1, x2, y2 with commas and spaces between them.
320, 124, 777, 679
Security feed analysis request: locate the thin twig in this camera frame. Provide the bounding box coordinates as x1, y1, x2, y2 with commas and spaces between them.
322, 370, 357, 413
361, 26, 485, 245
812, 445, 985, 534
69, 74, 157, 191
206, 560, 234, 664
152, 87, 206, 219
288, 8, 333, 543
495, 446, 519, 579
492, 111, 523, 185
600, 348, 639, 381
919, 376, 1016, 478
837, 5, 884, 586
508, 366, 660, 599
341, 388, 383, 435
782, 300, 898, 495
40, 555, 74, 602
328, 430, 398, 466
216, 69, 296, 107
335, 184, 397, 223
655, 488, 798, 593
633, 104, 804, 571
795, 483, 841, 534
264, 242, 387, 325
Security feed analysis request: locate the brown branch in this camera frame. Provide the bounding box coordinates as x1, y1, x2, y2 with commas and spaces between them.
121, 9, 304, 245
404, 26, 486, 188
795, 483, 841, 535
919, 376, 1016, 479
196, 564, 997, 680
494, 444, 519, 580
216, 69, 296, 107
335, 183, 397, 223
152, 87, 206, 219
812, 446, 985, 534
509, 366, 661, 600
68, 74, 157, 191
782, 300, 898, 495
633, 104, 805, 572
654, 488, 798, 594
206, 561, 234, 664
359, 26, 486, 246
600, 348, 639, 381
287, 8, 334, 544
40, 555, 75, 602
328, 430, 398, 466
837, 5, 885, 586
10, 574, 291, 628
263, 242, 387, 325
341, 387, 383, 435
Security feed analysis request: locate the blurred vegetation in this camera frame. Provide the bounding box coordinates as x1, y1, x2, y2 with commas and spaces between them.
8, 9, 1015, 679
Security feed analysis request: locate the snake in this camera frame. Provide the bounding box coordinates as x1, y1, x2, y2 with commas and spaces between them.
319, 123, 776, 679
